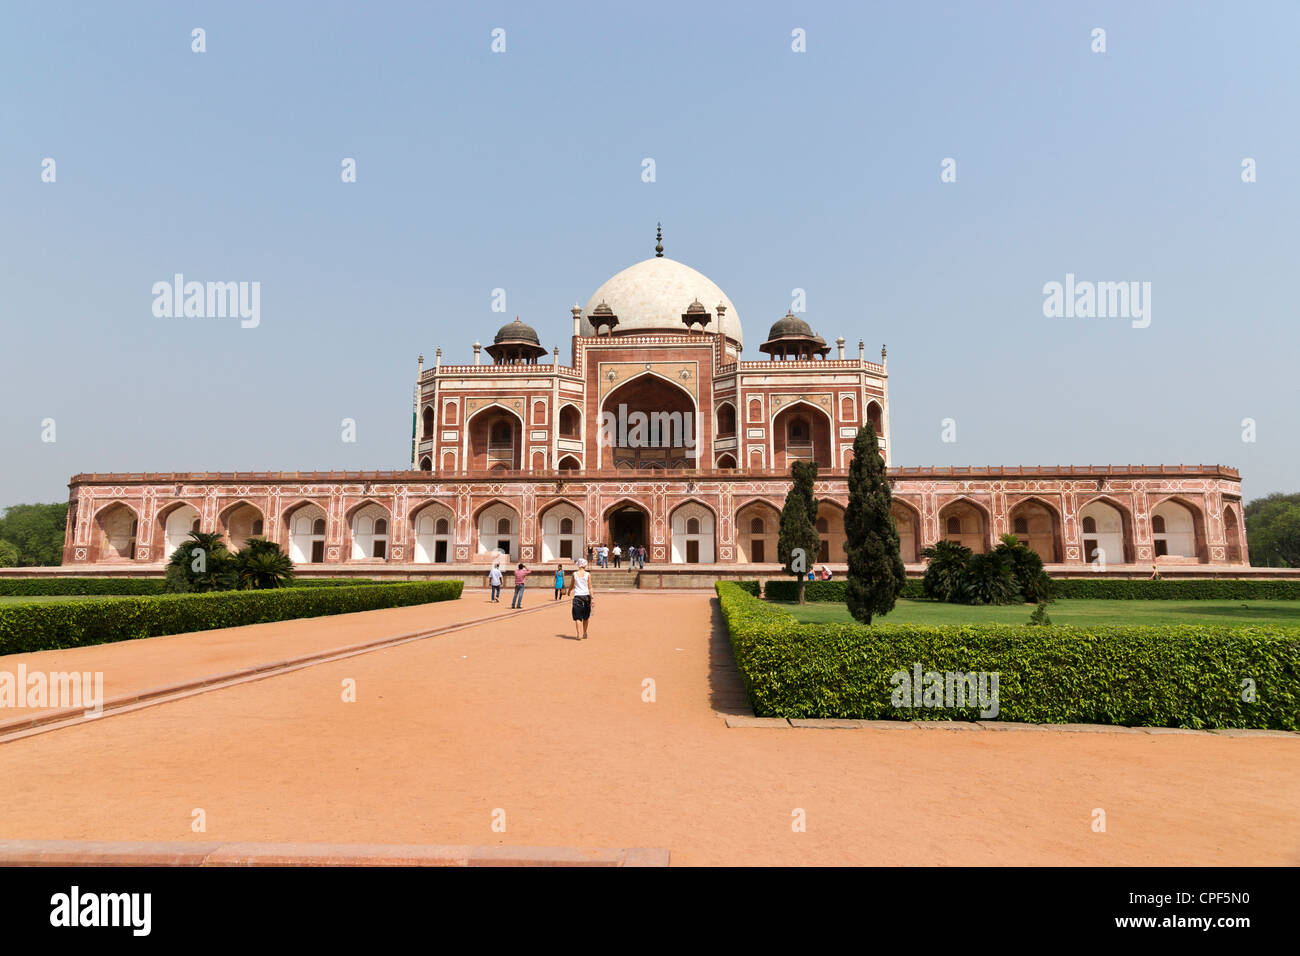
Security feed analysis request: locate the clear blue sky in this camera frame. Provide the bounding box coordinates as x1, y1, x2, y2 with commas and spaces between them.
2, 1, 1296, 506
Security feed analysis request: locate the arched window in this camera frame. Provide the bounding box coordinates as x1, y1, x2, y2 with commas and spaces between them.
717, 404, 736, 437
840, 396, 854, 421
252, 519, 264, 536
419, 456, 432, 471
375, 518, 388, 535
560, 517, 573, 534
190, 518, 200, 532
867, 402, 883, 437
1013, 517, 1028, 535
946, 516, 961, 535
559, 405, 580, 438
817, 517, 829, 533
750, 517, 765, 534
789, 418, 810, 443
1082, 516, 1097, 534
312, 518, 326, 535
422, 406, 434, 439
1152, 515, 1166, 533
435, 517, 449, 534
496, 517, 511, 534
748, 398, 762, 422
490, 421, 512, 445
687, 517, 700, 534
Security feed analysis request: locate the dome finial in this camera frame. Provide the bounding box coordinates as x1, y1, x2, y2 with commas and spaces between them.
654, 222, 663, 257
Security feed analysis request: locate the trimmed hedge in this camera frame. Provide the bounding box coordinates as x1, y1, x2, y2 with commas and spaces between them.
764, 577, 1300, 602
716, 582, 1300, 730
734, 580, 761, 596
0, 576, 395, 597
0, 581, 463, 654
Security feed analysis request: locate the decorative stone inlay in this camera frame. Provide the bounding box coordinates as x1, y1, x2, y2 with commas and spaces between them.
465, 397, 526, 419
770, 393, 832, 413
597, 362, 700, 403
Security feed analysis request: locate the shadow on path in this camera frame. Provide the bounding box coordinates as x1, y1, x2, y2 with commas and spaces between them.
708, 598, 752, 716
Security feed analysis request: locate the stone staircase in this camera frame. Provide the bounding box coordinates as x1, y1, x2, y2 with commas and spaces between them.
585, 568, 641, 590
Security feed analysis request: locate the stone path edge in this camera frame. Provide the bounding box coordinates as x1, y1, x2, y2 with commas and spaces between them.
0, 603, 559, 744
724, 716, 1299, 737
0, 839, 670, 867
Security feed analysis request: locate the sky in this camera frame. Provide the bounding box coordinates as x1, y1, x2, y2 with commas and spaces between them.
2, 0, 1297, 507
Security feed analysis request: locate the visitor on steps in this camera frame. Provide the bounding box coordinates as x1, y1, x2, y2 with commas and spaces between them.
571, 558, 593, 640
511, 562, 530, 608
613, 545, 621, 568
488, 562, 503, 603
554, 563, 565, 600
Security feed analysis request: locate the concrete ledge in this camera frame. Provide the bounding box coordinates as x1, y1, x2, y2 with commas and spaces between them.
911, 720, 984, 731
977, 721, 1044, 731
1050, 723, 1145, 734
789, 719, 869, 729
1140, 727, 1212, 736
724, 716, 791, 728
1209, 728, 1300, 738
0, 840, 669, 867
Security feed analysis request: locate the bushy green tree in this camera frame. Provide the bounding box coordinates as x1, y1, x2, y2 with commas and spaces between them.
0, 540, 19, 568
777, 460, 820, 605
843, 426, 905, 623
920, 540, 972, 602
0, 502, 68, 566
994, 533, 1054, 603
962, 551, 1019, 605
1245, 493, 1300, 568
233, 538, 295, 590
165, 531, 237, 592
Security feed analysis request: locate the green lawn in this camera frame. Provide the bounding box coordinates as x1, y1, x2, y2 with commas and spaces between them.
780, 598, 1300, 628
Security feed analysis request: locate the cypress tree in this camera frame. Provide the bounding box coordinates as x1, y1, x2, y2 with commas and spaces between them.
844, 425, 906, 623
777, 460, 820, 605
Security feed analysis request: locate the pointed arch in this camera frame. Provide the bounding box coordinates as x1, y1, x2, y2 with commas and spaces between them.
669, 498, 717, 564
465, 402, 525, 472
1149, 494, 1208, 563
93, 501, 140, 562
600, 372, 698, 470
890, 497, 922, 563
772, 398, 834, 470
735, 498, 781, 564
938, 495, 991, 554
1007, 495, 1063, 563
1078, 494, 1136, 565
410, 499, 455, 564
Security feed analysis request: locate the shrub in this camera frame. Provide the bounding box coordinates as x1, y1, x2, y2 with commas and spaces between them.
734, 580, 761, 596
995, 534, 1054, 603
715, 582, 1300, 729
920, 540, 972, 602
0, 577, 394, 597
1048, 579, 1300, 601
961, 551, 1020, 605
0, 581, 463, 655
165, 532, 237, 592
233, 538, 295, 590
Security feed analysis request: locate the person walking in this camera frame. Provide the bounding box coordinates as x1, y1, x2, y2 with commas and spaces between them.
571, 558, 593, 640
511, 562, 530, 608
612, 544, 621, 568
554, 563, 566, 600
488, 562, 503, 603
586, 544, 593, 565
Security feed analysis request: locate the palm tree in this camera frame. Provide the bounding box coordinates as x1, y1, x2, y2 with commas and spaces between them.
165, 531, 237, 592
234, 538, 295, 590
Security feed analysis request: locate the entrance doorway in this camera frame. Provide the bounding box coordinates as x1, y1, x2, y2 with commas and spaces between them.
607, 505, 648, 550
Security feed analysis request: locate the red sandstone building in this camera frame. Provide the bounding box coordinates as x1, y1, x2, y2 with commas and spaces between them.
62, 236, 1250, 575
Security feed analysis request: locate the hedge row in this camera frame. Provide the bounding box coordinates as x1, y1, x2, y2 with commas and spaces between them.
0, 581, 463, 654
0, 577, 395, 597
762, 577, 1300, 602
715, 582, 1300, 729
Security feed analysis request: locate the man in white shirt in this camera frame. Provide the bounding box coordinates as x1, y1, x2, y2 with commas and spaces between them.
488, 563, 503, 602
613, 545, 622, 568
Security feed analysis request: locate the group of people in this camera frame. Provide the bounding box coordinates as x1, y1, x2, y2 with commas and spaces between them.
486, 559, 594, 639
588, 543, 646, 569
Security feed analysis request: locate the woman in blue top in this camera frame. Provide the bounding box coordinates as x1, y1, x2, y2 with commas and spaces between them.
554, 564, 565, 600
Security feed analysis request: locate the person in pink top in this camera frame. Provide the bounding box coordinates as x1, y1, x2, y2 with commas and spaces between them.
509, 562, 531, 608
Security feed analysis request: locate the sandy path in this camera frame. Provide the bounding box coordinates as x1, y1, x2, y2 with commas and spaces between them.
0, 593, 1296, 865
0, 591, 513, 706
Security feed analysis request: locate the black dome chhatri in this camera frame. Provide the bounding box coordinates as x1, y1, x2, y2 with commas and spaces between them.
493, 316, 540, 345
759, 310, 829, 360
486, 317, 548, 364
766, 311, 813, 340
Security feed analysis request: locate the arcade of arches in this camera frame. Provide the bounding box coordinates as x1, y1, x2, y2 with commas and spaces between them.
66, 478, 1247, 568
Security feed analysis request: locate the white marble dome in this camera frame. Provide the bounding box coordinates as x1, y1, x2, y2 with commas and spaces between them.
582, 256, 742, 346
